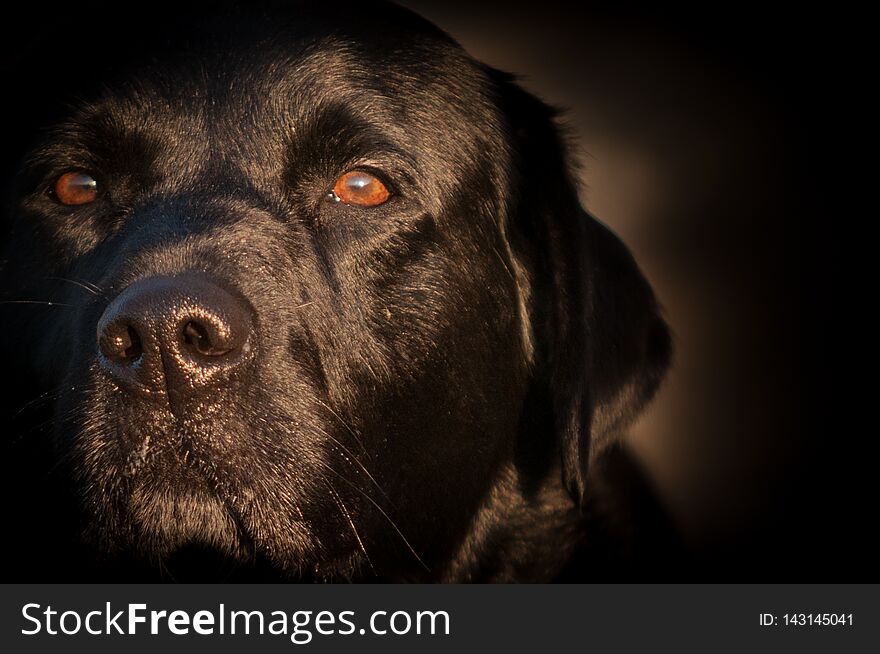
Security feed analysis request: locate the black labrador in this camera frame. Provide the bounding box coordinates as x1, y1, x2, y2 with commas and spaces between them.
0, 0, 675, 582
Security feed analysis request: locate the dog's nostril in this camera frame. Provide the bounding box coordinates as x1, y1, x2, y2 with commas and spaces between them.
182, 320, 231, 357
100, 324, 143, 364
121, 326, 143, 361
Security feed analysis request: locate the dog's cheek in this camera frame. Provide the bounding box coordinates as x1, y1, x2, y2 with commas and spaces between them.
317, 242, 530, 565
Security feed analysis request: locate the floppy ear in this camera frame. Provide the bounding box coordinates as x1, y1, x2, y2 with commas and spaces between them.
492, 71, 673, 507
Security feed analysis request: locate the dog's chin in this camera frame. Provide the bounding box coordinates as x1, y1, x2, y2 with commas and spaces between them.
85, 479, 292, 579
73, 413, 323, 578
70, 376, 369, 580
91, 487, 274, 580
126, 484, 245, 558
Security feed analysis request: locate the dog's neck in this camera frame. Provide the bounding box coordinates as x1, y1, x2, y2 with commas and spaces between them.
438, 463, 583, 582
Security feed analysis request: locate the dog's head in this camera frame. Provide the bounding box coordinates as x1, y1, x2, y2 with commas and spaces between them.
1, 1, 670, 580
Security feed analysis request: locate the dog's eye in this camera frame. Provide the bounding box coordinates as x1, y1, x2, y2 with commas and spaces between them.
53, 172, 98, 206
328, 171, 390, 207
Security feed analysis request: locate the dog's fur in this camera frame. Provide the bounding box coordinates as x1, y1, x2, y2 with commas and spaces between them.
0, 1, 674, 582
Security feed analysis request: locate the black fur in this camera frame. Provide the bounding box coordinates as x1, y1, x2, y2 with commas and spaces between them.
1, 0, 674, 582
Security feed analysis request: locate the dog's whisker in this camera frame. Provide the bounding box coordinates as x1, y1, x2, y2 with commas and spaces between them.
319, 430, 392, 505
317, 461, 429, 572
322, 480, 375, 575
9, 410, 67, 443
0, 300, 73, 307
12, 384, 72, 419
47, 276, 105, 297
7, 383, 99, 447
313, 398, 368, 452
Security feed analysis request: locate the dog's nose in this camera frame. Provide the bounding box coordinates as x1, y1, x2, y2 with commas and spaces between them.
96, 275, 254, 406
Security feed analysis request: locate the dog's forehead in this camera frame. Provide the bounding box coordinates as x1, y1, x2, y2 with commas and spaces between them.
55, 25, 506, 201
218, 35, 479, 123
78, 30, 492, 155
90, 9, 484, 119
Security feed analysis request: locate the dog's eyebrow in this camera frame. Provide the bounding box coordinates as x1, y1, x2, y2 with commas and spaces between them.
22, 109, 159, 177
286, 100, 420, 179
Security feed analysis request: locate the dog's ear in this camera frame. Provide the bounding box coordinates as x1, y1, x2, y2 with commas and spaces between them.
491, 70, 672, 507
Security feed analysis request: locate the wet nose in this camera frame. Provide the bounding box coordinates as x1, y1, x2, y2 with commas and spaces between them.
97, 275, 254, 406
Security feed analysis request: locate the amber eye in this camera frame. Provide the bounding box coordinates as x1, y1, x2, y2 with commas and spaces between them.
330, 170, 391, 207
53, 171, 98, 206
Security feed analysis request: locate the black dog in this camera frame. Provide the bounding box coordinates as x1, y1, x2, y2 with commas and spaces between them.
0, 1, 673, 582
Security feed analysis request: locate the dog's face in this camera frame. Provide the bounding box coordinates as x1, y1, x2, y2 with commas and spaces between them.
1, 2, 671, 581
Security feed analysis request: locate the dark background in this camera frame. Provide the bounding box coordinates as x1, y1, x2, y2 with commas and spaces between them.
0, 1, 858, 580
